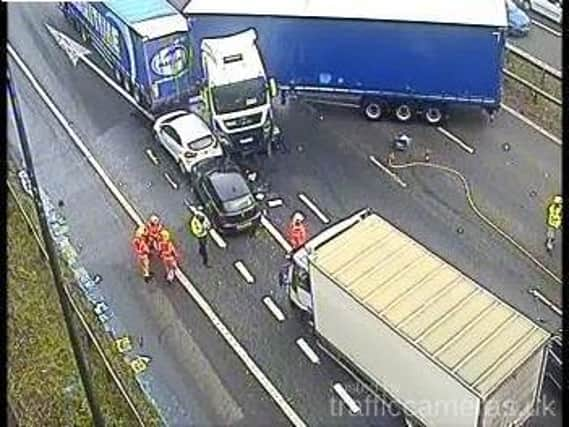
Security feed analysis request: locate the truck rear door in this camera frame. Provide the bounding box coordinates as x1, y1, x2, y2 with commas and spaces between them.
144, 32, 192, 106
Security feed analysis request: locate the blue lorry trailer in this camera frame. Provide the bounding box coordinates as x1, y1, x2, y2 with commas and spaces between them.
183, 0, 508, 124
60, 0, 193, 111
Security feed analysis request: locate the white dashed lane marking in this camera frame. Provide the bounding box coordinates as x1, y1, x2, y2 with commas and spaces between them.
296, 338, 320, 364
332, 383, 361, 414
163, 172, 178, 190
267, 198, 284, 208
437, 127, 475, 154
298, 193, 330, 224
529, 289, 562, 316
263, 297, 286, 322
145, 148, 159, 165
260, 215, 292, 253
234, 261, 255, 284
9, 42, 306, 427
369, 155, 408, 188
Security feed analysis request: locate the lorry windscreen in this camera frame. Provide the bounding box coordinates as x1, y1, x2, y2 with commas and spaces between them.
212, 77, 266, 114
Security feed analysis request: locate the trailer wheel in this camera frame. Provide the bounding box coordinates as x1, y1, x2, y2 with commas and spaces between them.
395, 104, 412, 122
113, 68, 123, 85
123, 77, 132, 95
363, 101, 383, 121
424, 107, 443, 125
133, 87, 142, 105
80, 27, 90, 44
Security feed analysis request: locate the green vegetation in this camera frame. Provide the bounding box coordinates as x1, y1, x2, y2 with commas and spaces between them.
504, 51, 561, 138
7, 168, 163, 426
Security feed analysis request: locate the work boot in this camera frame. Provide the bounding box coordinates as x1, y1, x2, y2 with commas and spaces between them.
143, 272, 153, 283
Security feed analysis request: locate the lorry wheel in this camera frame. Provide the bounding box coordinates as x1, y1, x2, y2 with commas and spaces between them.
123, 77, 132, 95
424, 107, 443, 125
363, 101, 383, 121
133, 87, 142, 105
113, 68, 123, 85
395, 104, 413, 122
80, 27, 90, 44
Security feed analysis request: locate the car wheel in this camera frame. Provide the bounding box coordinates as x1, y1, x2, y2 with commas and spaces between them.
521, 0, 531, 11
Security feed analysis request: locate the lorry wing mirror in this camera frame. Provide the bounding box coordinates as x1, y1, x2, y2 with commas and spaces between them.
269, 77, 278, 98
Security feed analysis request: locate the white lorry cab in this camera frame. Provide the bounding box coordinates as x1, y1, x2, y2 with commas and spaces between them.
284, 208, 551, 427
200, 29, 279, 157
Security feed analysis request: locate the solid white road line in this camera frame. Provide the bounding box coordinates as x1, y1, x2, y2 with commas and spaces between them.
163, 172, 178, 190
531, 20, 562, 37
332, 383, 361, 414
369, 155, 408, 188
183, 200, 227, 249
501, 104, 562, 146
529, 289, 562, 316
263, 297, 286, 322
296, 338, 320, 364
267, 198, 284, 208
298, 193, 330, 224
8, 43, 306, 427
7, 43, 144, 225
260, 215, 292, 253
145, 149, 159, 165
437, 127, 476, 154
234, 261, 255, 284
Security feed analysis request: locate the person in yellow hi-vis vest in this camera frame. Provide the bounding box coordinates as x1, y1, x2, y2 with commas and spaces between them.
189, 211, 211, 267
545, 195, 562, 253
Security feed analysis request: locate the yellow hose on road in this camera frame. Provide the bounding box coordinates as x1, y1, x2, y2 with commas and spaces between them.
387, 157, 562, 285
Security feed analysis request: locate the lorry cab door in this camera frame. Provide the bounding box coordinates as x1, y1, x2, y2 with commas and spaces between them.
288, 262, 313, 313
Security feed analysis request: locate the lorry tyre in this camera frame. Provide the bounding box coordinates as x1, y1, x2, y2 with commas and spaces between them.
80, 27, 90, 44
424, 107, 443, 125
113, 68, 123, 85
133, 87, 142, 105
123, 77, 132, 95
363, 101, 383, 121
395, 104, 412, 122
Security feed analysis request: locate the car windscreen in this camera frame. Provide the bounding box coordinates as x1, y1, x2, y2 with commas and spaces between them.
188, 135, 215, 151
212, 77, 266, 115
223, 193, 255, 213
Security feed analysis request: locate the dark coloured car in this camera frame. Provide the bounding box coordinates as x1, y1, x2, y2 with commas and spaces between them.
190, 158, 261, 233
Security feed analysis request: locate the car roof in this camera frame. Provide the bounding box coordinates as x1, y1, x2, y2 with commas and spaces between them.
208, 171, 251, 201
169, 113, 212, 142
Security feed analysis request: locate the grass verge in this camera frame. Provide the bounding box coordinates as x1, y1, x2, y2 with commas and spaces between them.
7, 167, 163, 426
504, 50, 562, 138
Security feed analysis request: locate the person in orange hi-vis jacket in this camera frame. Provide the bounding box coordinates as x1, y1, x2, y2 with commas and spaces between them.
157, 229, 179, 283
286, 211, 309, 250
132, 225, 153, 282
146, 214, 164, 253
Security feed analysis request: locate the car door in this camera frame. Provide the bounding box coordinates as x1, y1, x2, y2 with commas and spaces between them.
160, 125, 183, 159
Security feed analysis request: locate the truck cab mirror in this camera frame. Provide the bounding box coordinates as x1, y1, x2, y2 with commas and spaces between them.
268, 77, 278, 98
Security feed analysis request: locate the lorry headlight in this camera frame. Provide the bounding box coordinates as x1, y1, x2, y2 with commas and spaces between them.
151, 82, 159, 98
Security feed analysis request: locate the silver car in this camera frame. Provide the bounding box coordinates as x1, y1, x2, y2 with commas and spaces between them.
152, 110, 225, 174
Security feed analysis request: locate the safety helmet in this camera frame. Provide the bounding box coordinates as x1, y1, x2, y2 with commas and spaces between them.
292, 212, 304, 224
149, 214, 160, 225
195, 211, 206, 221
135, 225, 148, 238
160, 229, 170, 242
553, 195, 562, 204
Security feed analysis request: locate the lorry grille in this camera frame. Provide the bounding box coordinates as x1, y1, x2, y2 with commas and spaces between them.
224, 113, 262, 130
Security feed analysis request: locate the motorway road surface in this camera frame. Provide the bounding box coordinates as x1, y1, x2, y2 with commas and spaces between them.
507, 11, 561, 72
7, 4, 562, 426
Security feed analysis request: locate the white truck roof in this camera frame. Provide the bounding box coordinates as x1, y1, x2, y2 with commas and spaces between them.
310, 213, 550, 398
201, 29, 265, 86
184, 0, 508, 28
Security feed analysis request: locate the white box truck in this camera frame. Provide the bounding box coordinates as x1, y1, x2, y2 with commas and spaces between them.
283, 209, 551, 427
